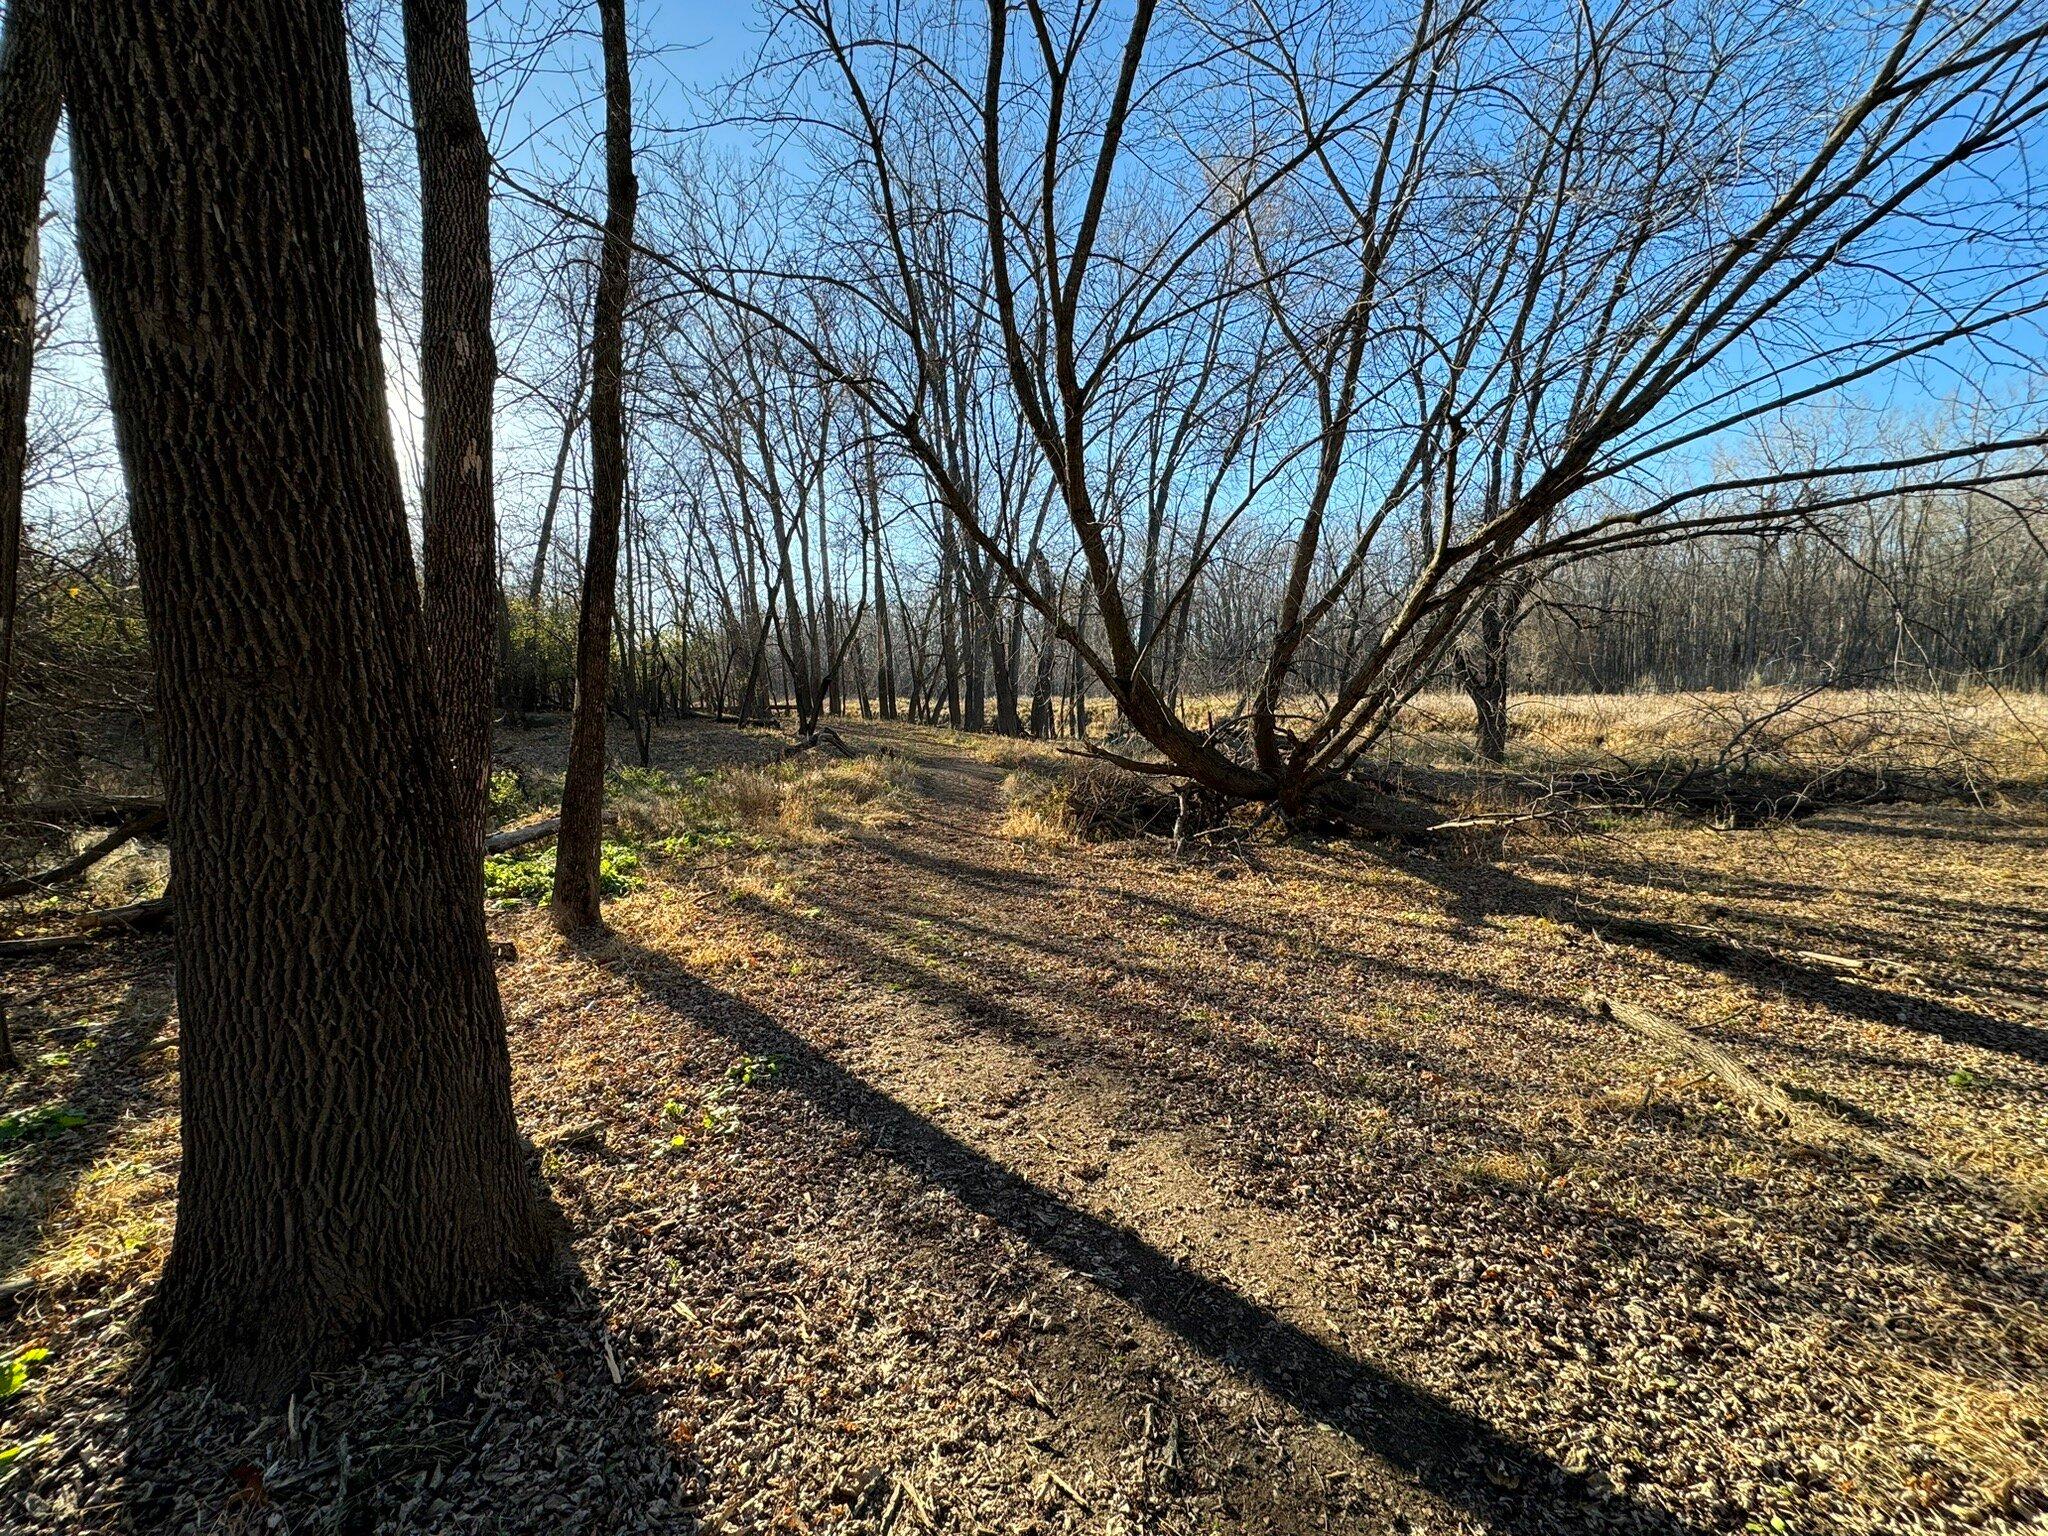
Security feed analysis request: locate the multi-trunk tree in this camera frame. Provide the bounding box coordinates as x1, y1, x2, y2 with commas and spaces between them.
723, 0, 2048, 814
57, 0, 554, 1394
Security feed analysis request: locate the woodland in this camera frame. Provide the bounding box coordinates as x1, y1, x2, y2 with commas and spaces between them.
0, 0, 2045, 1532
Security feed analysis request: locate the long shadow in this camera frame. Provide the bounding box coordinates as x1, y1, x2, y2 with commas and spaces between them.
738, 880, 1547, 1139
1342, 848, 2048, 1069
599, 934, 1708, 1536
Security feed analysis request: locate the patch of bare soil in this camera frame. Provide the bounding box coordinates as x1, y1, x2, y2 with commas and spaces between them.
3, 720, 2044, 1534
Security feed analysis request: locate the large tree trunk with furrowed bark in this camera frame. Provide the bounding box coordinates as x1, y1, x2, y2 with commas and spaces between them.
405, 0, 501, 856
550, 0, 637, 933
0, 0, 62, 801
58, 0, 555, 1397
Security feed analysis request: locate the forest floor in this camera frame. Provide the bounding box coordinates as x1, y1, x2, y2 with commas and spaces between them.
2, 713, 2046, 1535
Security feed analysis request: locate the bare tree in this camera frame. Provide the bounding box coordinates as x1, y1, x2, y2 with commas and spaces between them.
0, 0, 61, 801
691, 0, 2048, 813
552, 0, 639, 932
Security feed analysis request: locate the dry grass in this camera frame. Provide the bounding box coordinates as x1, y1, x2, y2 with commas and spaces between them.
710, 752, 918, 843
962, 734, 1068, 772
996, 768, 1080, 843
5, 710, 2046, 1532
1391, 686, 2048, 792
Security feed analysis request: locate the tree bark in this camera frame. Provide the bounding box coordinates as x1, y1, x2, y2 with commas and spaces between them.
405, 0, 500, 856
1455, 594, 1516, 764
550, 0, 637, 933
0, 0, 61, 802
58, 0, 555, 1397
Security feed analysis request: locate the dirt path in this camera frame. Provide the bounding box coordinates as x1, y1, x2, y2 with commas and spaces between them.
5, 722, 2044, 1534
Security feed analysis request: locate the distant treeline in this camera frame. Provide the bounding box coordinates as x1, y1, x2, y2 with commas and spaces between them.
1524, 497, 2048, 693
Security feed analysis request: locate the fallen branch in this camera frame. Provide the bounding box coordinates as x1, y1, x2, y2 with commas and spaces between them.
0, 806, 167, 899
0, 794, 163, 828
0, 896, 173, 958
779, 725, 857, 761
486, 816, 562, 855
1584, 992, 1984, 1196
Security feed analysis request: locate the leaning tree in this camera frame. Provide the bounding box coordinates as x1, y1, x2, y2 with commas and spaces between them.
57, 0, 555, 1393
706, 0, 2048, 812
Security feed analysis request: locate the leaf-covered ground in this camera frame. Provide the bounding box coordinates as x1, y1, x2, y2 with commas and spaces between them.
2, 718, 2044, 1534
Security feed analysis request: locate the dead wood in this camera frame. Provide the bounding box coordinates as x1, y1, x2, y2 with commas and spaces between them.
779, 725, 857, 761
1527, 761, 1936, 828
485, 809, 620, 856
0, 794, 164, 828
1060, 761, 1179, 838
0, 805, 166, 898
1584, 992, 1984, 1196
0, 895, 173, 958
486, 816, 563, 855
1296, 777, 1451, 842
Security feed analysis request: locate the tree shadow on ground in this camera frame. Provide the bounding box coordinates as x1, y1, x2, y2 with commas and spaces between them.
597, 933, 1711, 1536
0, 963, 174, 1285
1349, 845, 2048, 1069
102, 1282, 697, 1536
0, 953, 696, 1536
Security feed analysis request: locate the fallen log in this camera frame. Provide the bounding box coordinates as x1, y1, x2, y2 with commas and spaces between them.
1, 807, 597, 959
1584, 992, 1985, 1196
0, 896, 173, 958
483, 809, 616, 856
0, 806, 168, 900
485, 816, 562, 855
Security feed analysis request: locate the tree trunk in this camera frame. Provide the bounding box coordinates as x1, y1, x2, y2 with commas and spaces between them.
869, 447, 895, 719
405, 0, 500, 855
550, 0, 637, 933
527, 391, 584, 607
58, 0, 554, 1397
1455, 598, 1513, 764
1028, 555, 1057, 738
0, 0, 61, 802
1465, 662, 1508, 764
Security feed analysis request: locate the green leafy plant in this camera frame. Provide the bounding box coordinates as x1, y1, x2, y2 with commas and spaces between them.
0, 1105, 87, 1156
0, 1348, 50, 1400
482, 840, 642, 903
726, 1054, 781, 1087
486, 769, 529, 821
